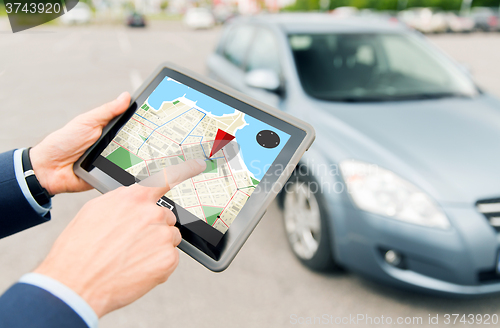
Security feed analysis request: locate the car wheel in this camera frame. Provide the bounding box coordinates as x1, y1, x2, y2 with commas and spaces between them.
282, 173, 340, 271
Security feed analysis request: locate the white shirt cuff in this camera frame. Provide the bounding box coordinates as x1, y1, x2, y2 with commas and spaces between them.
13, 148, 52, 216
19, 273, 99, 328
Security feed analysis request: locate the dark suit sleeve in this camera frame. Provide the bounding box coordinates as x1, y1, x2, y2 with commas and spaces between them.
0, 150, 50, 239
0, 151, 90, 327
0, 283, 88, 328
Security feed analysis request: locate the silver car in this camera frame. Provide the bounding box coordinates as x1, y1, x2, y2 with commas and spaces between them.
207, 13, 500, 295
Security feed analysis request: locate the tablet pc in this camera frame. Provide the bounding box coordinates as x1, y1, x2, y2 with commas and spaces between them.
74, 63, 315, 272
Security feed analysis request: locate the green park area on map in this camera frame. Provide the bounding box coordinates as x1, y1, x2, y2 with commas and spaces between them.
106, 147, 143, 170
203, 206, 223, 225
204, 160, 218, 174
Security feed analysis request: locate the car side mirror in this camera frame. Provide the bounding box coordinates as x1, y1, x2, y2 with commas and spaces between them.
245, 69, 281, 93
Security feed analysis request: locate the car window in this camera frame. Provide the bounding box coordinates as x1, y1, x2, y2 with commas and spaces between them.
381, 35, 448, 87
223, 25, 255, 68
289, 33, 478, 101
245, 28, 281, 74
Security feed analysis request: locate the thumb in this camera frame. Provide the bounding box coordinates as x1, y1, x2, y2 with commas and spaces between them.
84, 92, 131, 128
139, 159, 207, 200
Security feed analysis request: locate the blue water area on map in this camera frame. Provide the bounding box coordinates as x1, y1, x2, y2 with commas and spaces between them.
148, 76, 291, 181
148, 76, 236, 116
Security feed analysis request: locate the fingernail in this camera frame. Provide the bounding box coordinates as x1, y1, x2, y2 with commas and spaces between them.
195, 158, 207, 170
117, 92, 128, 102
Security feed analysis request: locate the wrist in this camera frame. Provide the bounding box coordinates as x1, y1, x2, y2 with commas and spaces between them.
29, 145, 55, 196
34, 263, 109, 318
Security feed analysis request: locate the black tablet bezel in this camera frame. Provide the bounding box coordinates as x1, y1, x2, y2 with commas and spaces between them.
79, 67, 307, 262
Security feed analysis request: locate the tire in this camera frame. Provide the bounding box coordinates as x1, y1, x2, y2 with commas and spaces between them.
280, 170, 340, 271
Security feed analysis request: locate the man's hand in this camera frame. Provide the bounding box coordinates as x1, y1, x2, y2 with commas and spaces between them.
30, 92, 131, 196
34, 159, 206, 318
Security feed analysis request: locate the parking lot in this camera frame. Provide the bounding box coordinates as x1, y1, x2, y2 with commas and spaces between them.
1, 20, 500, 327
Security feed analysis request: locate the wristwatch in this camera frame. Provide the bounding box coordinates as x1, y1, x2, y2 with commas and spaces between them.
21, 148, 52, 206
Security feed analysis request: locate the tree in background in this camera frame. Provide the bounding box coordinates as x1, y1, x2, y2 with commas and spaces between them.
160, 0, 169, 11
283, 0, 500, 12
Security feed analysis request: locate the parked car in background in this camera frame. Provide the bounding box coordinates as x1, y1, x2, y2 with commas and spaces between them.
444, 12, 474, 33
60, 2, 92, 25
207, 13, 500, 295
467, 7, 499, 32
358, 9, 397, 22
330, 6, 358, 17
398, 8, 448, 33
213, 4, 237, 24
183, 7, 216, 29
126, 12, 146, 28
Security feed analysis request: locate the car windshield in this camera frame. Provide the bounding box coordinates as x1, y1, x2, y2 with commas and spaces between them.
289, 33, 479, 102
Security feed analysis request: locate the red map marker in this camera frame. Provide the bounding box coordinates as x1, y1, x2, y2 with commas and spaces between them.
209, 129, 235, 157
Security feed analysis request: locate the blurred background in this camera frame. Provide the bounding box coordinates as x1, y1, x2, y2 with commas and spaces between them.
2, 0, 500, 30
2, 0, 500, 327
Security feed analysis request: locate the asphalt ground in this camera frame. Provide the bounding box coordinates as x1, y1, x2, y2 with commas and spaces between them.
1, 20, 500, 328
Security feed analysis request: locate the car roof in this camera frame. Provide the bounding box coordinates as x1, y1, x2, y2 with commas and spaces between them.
230, 13, 410, 34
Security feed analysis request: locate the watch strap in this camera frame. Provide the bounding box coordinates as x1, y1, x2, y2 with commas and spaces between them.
21, 148, 52, 206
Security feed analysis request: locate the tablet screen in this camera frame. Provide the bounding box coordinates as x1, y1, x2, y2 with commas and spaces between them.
97, 75, 290, 239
